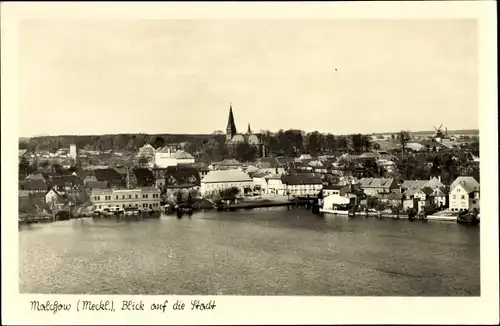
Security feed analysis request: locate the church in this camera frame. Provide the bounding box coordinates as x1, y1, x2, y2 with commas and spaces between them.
225, 104, 264, 157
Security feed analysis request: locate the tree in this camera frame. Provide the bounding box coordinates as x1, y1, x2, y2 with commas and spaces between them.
397, 130, 411, 159
305, 131, 322, 155
51, 163, 64, 175
219, 187, 240, 200
176, 191, 183, 204
234, 142, 257, 162
186, 192, 194, 206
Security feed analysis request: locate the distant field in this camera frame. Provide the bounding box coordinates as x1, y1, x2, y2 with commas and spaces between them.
372, 129, 479, 136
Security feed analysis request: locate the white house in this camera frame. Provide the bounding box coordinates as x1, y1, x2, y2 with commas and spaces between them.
264, 174, 286, 195
358, 178, 398, 196
281, 175, 323, 197
449, 176, 480, 212
200, 170, 253, 197
251, 171, 270, 193
154, 146, 195, 168
90, 187, 161, 212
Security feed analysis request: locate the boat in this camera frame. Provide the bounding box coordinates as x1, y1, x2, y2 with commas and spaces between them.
320, 194, 352, 215
457, 210, 479, 224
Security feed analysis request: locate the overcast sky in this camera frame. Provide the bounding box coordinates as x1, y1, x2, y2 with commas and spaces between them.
19, 19, 477, 137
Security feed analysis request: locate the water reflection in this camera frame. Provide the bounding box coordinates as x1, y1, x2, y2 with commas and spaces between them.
19, 208, 480, 296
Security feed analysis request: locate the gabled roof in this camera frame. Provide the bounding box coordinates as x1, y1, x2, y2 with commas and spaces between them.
201, 170, 252, 183
450, 176, 480, 193
20, 179, 47, 191
401, 180, 428, 190
164, 166, 201, 186
251, 171, 270, 179
358, 178, 395, 188
93, 168, 123, 182
50, 175, 84, 187
281, 174, 322, 185
25, 173, 45, 181
132, 168, 155, 185
85, 180, 109, 189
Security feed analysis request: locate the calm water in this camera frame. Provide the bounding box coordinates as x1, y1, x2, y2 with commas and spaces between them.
19, 207, 480, 296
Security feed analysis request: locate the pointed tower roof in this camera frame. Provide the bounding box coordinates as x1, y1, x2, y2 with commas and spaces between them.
226, 103, 237, 136
247, 123, 252, 134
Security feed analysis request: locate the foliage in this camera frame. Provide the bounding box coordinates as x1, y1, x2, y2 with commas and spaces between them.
234, 141, 258, 162
175, 191, 183, 204
186, 192, 194, 206
218, 186, 240, 200
397, 130, 411, 158
138, 156, 150, 166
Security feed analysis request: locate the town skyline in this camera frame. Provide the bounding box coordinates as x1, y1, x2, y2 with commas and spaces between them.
19, 19, 478, 137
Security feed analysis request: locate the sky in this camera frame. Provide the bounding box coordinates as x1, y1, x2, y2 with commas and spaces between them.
18, 19, 478, 137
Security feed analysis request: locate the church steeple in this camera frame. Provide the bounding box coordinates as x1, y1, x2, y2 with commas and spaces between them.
247, 123, 251, 134
226, 102, 237, 141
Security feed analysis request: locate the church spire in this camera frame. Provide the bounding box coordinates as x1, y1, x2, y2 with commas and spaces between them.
247, 123, 251, 134
226, 102, 237, 141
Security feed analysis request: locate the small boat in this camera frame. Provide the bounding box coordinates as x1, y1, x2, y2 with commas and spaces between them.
319, 204, 351, 215
457, 211, 479, 224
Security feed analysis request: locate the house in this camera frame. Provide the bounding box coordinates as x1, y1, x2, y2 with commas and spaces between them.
211, 159, 242, 170
251, 171, 270, 193
49, 175, 84, 192
85, 180, 109, 191
93, 168, 124, 188
156, 166, 201, 200
200, 170, 253, 197
132, 168, 156, 187
281, 174, 323, 197
154, 166, 200, 188
378, 191, 404, 208
154, 146, 195, 168
19, 179, 47, 194
449, 176, 480, 212
322, 184, 350, 197
25, 173, 46, 182
264, 174, 286, 195
256, 158, 286, 175
137, 143, 156, 166
357, 178, 398, 196
90, 187, 162, 212
45, 188, 69, 207
402, 186, 434, 211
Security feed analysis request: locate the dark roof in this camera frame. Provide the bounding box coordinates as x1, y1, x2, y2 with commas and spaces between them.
93, 168, 123, 182
281, 175, 322, 185
323, 184, 347, 190
132, 168, 155, 185
20, 179, 47, 191
164, 166, 201, 186
50, 175, 84, 187
85, 181, 108, 189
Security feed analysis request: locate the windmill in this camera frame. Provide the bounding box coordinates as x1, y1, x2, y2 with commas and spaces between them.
433, 124, 447, 139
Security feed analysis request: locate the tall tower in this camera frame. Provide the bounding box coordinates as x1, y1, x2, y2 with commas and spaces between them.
226, 103, 237, 142
247, 123, 252, 134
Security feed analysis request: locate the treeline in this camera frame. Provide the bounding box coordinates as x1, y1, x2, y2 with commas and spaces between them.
20, 134, 225, 153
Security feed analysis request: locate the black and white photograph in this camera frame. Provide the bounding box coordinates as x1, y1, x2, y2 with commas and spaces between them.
2, 1, 498, 325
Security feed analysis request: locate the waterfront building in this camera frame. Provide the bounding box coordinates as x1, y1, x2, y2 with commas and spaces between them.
90, 187, 161, 212
250, 171, 270, 193
357, 177, 398, 196
264, 174, 286, 195
449, 176, 480, 212
200, 169, 253, 197
281, 174, 323, 197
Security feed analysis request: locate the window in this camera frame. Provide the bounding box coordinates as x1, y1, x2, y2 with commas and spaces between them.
135, 195, 138, 199
461, 195, 465, 200
98, 205, 101, 209
472, 200, 476, 204
129, 195, 132, 199
122, 195, 125, 199
116, 195, 119, 199
452, 195, 456, 199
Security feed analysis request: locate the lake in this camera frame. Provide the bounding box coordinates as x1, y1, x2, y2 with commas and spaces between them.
19, 207, 480, 296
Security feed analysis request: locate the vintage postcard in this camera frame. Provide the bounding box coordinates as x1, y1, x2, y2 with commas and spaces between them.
1, 1, 498, 325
